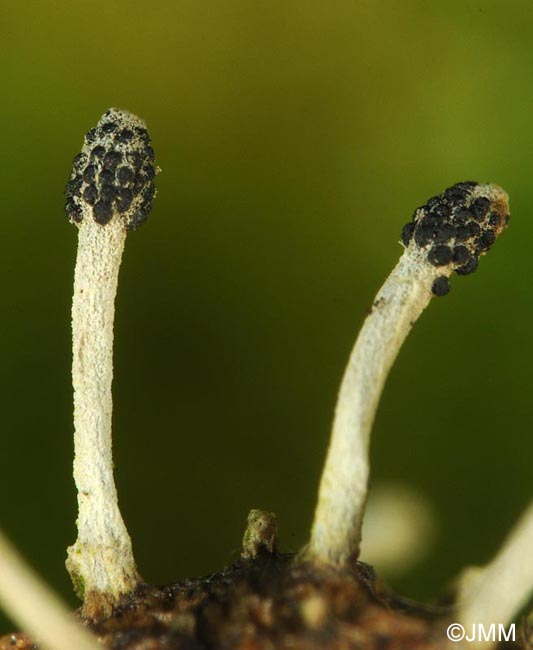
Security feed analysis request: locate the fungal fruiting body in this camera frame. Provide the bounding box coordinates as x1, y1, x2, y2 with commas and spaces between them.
0, 530, 100, 650
307, 182, 509, 568
65, 109, 156, 617
241, 509, 279, 560
401, 181, 509, 296
457, 500, 533, 641
65, 108, 156, 230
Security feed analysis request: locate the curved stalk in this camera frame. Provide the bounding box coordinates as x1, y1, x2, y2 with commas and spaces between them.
306, 182, 510, 567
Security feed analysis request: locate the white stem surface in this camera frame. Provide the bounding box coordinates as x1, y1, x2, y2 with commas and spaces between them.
0, 530, 100, 650
308, 246, 441, 566
66, 217, 139, 603
457, 500, 533, 647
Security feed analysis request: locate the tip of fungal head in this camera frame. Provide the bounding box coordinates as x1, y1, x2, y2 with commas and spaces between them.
99, 107, 148, 131
65, 108, 157, 230
400, 181, 510, 296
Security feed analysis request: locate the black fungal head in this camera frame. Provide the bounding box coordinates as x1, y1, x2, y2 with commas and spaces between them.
65, 108, 157, 230
400, 181, 510, 296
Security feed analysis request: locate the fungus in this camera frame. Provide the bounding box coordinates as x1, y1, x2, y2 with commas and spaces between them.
1, 137, 530, 648
0, 530, 99, 650
241, 509, 279, 560
305, 181, 510, 567
457, 500, 533, 643
64, 108, 157, 618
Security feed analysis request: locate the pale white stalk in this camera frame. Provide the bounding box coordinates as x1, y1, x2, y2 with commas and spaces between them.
457, 500, 533, 648
306, 182, 509, 567
64, 108, 157, 615
308, 247, 440, 565
67, 217, 138, 605
0, 530, 100, 650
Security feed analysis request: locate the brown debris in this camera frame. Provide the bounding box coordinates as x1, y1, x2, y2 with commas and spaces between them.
0, 555, 457, 650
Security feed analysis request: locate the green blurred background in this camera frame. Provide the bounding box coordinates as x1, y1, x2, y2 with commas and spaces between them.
1, 0, 532, 632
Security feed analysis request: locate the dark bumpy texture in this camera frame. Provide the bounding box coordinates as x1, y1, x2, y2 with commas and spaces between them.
0, 557, 455, 650
431, 276, 451, 297
2, 557, 526, 650
1, 513, 527, 650
400, 181, 510, 296
65, 108, 156, 230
